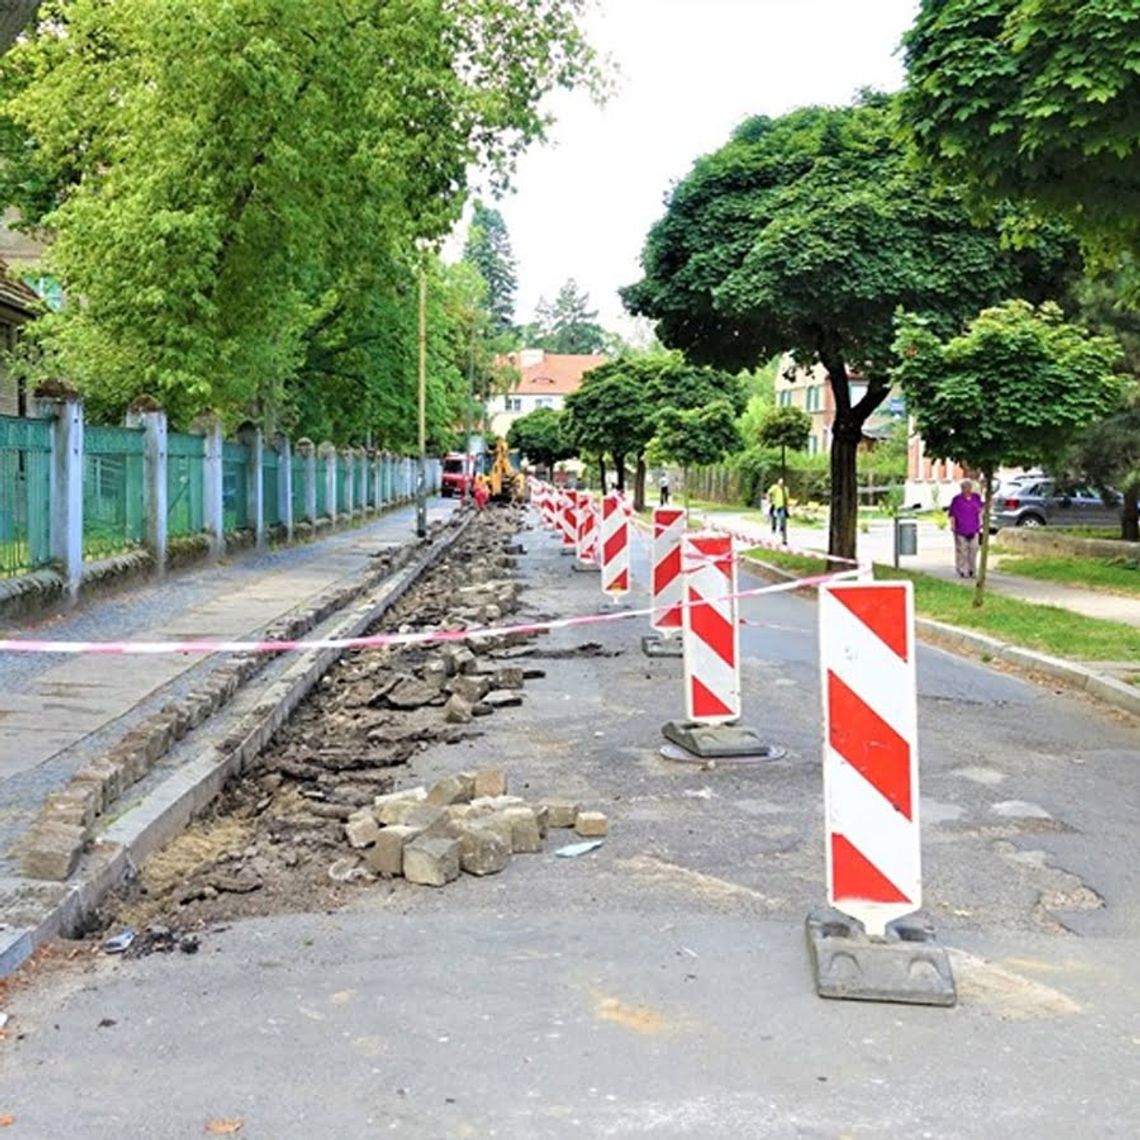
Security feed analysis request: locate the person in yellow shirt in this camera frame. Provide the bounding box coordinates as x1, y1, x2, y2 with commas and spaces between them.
767, 478, 787, 543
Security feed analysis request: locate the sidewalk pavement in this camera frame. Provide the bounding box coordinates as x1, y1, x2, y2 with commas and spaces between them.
704, 508, 1140, 630
0, 500, 455, 847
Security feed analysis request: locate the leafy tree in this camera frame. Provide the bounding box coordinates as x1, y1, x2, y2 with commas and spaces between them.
893, 301, 1122, 604
656, 400, 741, 507
563, 352, 745, 507
1067, 388, 1140, 543
900, 0, 1140, 263
622, 95, 1078, 561
526, 278, 606, 354
507, 407, 573, 471
0, 0, 601, 433
463, 202, 518, 335
757, 404, 811, 482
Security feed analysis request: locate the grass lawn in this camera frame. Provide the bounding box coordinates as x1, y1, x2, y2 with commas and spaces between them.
996, 554, 1140, 598
743, 547, 1140, 662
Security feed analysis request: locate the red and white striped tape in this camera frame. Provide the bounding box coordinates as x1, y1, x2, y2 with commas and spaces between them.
651, 507, 686, 632
820, 580, 920, 937
0, 565, 863, 657
600, 492, 630, 597
681, 533, 740, 724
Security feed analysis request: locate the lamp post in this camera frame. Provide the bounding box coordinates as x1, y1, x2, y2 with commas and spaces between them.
416, 260, 428, 539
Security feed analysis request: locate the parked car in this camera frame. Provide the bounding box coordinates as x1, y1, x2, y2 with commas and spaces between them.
991, 479, 1123, 530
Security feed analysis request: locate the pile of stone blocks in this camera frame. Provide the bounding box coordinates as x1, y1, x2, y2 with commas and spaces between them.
342, 769, 608, 886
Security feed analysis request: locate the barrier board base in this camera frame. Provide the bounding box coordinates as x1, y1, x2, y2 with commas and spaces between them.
805, 908, 957, 1007
642, 634, 683, 658
661, 721, 783, 760
571, 563, 601, 573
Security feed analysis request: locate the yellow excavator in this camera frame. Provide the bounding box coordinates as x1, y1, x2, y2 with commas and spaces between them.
488, 437, 525, 503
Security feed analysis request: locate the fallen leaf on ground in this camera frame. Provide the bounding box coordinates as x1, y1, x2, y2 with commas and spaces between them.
204, 1120, 243, 1135
0, 1116, 15, 1128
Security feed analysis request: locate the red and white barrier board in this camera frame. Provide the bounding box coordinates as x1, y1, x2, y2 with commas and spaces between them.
601, 492, 630, 596
680, 533, 740, 723
560, 491, 578, 547
651, 507, 686, 632
819, 580, 920, 938
576, 492, 600, 565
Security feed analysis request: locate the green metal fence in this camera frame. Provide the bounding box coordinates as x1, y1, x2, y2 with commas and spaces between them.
222, 441, 249, 531
167, 431, 205, 538
0, 414, 52, 577
291, 455, 307, 521
84, 425, 145, 558
263, 447, 281, 528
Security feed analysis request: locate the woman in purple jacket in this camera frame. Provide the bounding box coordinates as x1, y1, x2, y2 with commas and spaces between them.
948, 479, 984, 578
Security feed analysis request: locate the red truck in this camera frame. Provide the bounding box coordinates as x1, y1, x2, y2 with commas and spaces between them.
441, 452, 475, 498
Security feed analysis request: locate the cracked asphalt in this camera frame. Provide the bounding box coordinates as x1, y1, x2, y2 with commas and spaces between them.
1, 509, 1138, 1138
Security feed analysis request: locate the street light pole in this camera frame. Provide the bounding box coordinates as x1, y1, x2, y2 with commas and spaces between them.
464, 321, 475, 501
416, 261, 428, 539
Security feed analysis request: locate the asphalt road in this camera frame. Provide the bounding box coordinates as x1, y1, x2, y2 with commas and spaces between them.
2, 512, 1138, 1138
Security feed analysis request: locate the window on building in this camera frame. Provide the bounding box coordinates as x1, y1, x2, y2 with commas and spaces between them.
506, 397, 522, 412
808, 434, 818, 455
535, 397, 554, 409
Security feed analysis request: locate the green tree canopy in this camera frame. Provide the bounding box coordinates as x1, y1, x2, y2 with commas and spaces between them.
657, 399, 741, 505
892, 300, 1122, 602
0, 0, 600, 434
622, 95, 1078, 560
526, 279, 606, 354
506, 407, 573, 470
463, 202, 518, 335
1068, 387, 1140, 543
900, 0, 1140, 263
563, 352, 745, 504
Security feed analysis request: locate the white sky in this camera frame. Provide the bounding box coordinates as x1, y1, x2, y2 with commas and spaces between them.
471, 0, 919, 339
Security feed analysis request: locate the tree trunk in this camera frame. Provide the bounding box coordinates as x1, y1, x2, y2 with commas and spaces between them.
1122, 487, 1139, 543
828, 424, 861, 565
781, 443, 787, 485
634, 454, 647, 512
973, 470, 995, 608
614, 453, 625, 493
597, 455, 607, 494
682, 465, 690, 510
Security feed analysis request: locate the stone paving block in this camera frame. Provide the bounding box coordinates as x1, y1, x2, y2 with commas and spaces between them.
470, 794, 526, 812
403, 836, 461, 887
43, 786, 98, 830
426, 773, 476, 807
366, 825, 418, 876
453, 823, 510, 877
447, 674, 491, 704
493, 666, 525, 690
531, 803, 549, 839
574, 811, 608, 837
482, 689, 522, 709
422, 660, 448, 691
540, 798, 580, 829
400, 804, 451, 838
442, 644, 477, 677
472, 768, 508, 798
503, 806, 542, 854
444, 694, 474, 724
344, 813, 381, 849
22, 820, 86, 881
372, 786, 427, 823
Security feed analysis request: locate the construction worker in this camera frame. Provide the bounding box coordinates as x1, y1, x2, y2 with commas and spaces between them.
473, 473, 489, 511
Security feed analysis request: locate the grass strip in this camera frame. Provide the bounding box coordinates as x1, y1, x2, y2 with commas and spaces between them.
744, 547, 1140, 662
995, 554, 1140, 598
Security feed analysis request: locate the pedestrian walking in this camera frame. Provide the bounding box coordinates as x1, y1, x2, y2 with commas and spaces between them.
948, 478, 983, 578
767, 478, 788, 543
659, 473, 670, 506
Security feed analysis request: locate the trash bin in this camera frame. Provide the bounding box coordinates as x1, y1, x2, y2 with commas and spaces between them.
896, 518, 918, 557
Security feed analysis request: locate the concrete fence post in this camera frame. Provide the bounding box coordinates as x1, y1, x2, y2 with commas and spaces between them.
197, 416, 224, 557
297, 438, 316, 526
276, 433, 293, 542
319, 442, 337, 524
126, 406, 168, 576
373, 452, 382, 509
239, 424, 264, 548
340, 447, 354, 519
33, 392, 84, 602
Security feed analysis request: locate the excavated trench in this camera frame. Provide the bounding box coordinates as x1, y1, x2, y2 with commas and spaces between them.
92, 505, 545, 952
